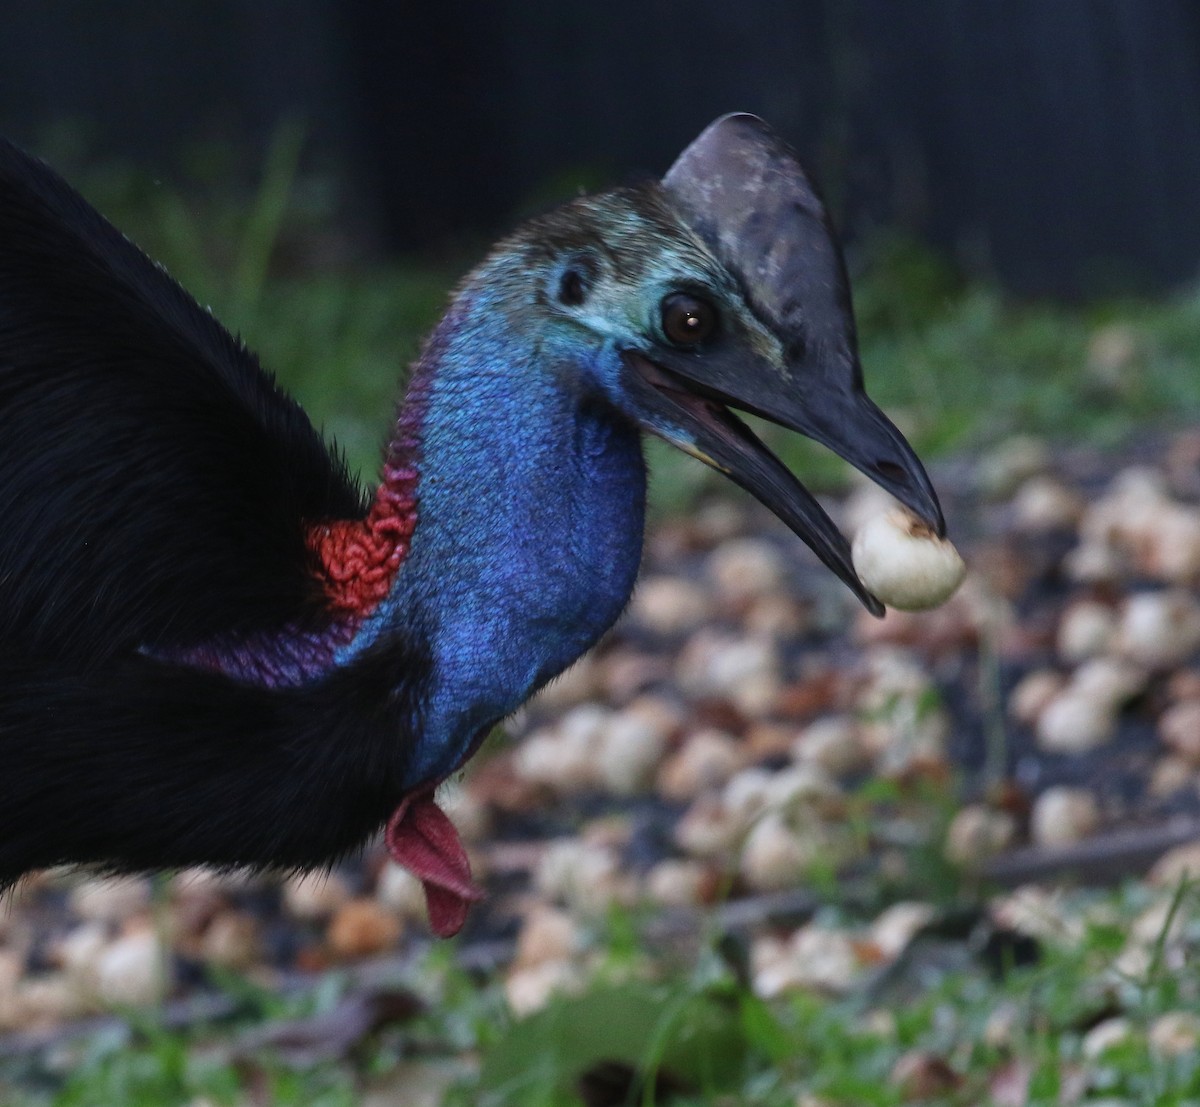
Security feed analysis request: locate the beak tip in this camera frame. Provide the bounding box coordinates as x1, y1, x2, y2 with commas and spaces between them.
863, 591, 886, 618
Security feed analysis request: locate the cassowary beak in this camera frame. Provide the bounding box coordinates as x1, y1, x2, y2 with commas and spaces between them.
624, 351, 938, 617
636, 112, 944, 616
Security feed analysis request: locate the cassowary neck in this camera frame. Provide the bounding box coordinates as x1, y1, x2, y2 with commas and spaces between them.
347, 290, 647, 787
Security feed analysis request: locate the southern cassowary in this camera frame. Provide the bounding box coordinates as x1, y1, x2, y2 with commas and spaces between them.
0, 115, 942, 936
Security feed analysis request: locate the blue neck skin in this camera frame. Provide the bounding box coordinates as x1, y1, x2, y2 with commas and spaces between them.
341, 292, 647, 789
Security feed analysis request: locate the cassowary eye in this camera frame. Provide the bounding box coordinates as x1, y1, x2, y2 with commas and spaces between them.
661, 292, 717, 346
558, 267, 587, 306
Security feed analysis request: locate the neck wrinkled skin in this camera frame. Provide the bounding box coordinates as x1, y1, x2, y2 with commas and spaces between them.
343, 292, 648, 788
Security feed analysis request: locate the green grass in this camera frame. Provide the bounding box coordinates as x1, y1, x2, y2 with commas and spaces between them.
4, 881, 1197, 1106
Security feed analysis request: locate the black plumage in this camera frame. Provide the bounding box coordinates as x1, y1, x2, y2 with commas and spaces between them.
0, 139, 424, 884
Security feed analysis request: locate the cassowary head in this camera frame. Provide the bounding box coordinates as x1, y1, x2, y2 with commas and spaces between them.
463, 113, 941, 614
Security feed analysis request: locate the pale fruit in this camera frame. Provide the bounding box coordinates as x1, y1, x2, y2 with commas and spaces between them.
852, 510, 966, 611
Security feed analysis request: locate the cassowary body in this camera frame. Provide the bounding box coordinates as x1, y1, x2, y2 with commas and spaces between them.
0, 116, 942, 936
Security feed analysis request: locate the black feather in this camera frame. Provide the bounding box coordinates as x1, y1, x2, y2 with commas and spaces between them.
0, 139, 419, 881
0, 635, 429, 884
0, 139, 365, 662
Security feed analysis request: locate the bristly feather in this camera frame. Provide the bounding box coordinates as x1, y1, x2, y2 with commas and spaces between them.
0, 138, 365, 663
0, 139, 433, 882
0, 635, 431, 885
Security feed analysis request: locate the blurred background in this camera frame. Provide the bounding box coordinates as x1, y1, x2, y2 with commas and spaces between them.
5, 0, 1200, 483
6, 0, 1200, 295
5, 6, 1200, 1106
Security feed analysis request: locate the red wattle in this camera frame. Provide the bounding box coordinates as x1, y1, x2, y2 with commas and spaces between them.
385, 790, 484, 938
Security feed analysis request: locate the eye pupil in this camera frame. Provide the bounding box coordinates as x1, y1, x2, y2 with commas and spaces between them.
662, 293, 716, 346
559, 268, 586, 306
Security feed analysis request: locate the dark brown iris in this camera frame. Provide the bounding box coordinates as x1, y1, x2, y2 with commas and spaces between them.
661, 292, 716, 346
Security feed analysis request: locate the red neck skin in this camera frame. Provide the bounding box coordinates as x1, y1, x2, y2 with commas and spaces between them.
307, 365, 433, 623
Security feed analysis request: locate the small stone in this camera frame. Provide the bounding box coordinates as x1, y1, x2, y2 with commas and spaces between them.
1082, 1017, 1135, 1059
1030, 787, 1100, 847
870, 902, 936, 961
744, 720, 796, 761
1063, 541, 1123, 584
375, 862, 427, 918
1056, 601, 1117, 663
534, 839, 633, 916
1086, 324, 1138, 385
1148, 1011, 1200, 1057
68, 876, 152, 923
623, 693, 685, 741
596, 710, 668, 795
1071, 656, 1148, 709
630, 575, 713, 635
1118, 590, 1200, 668
1081, 466, 1170, 551
1141, 506, 1200, 583
1158, 700, 1200, 765
1008, 669, 1067, 727
327, 899, 402, 959
514, 905, 579, 969
54, 922, 108, 993
743, 593, 809, 638
788, 925, 860, 994
977, 435, 1050, 499
1167, 668, 1200, 702
992, 887, 1085, 945
983, 1002, 1022, 1049
1148, 756, 1197, 798
944, 805, 1017, 866
1130, 895, 1187, 948
764, 764, 842, 816
201, 911, 261, 970
512, 726, 597, 793
95, 926, 168, 1007
559, 703, 612, 746
793, 715, 871, 777
1011, 476, 1083, 531
706, 538, 786, 603
693, 500, 748, 546
282, 871, 351, 921
721, 767, 776, 827
674, 795, 740, 859
678, 632, 782, 717
739, 813, 813, 891
505, 960, 584, 1017
657, 728, 742, 801
15, 973, 90, 1025
600, 649, 671, 702
753, 927, 860, 998
1036, 691, 1116, 754
1148, 842, 1200, 887
644, 860, 706, 907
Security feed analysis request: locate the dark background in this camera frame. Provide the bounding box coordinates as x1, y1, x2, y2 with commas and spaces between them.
3, 0, 1200, 297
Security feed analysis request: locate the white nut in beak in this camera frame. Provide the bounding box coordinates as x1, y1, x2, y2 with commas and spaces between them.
851, 509, 966, 611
